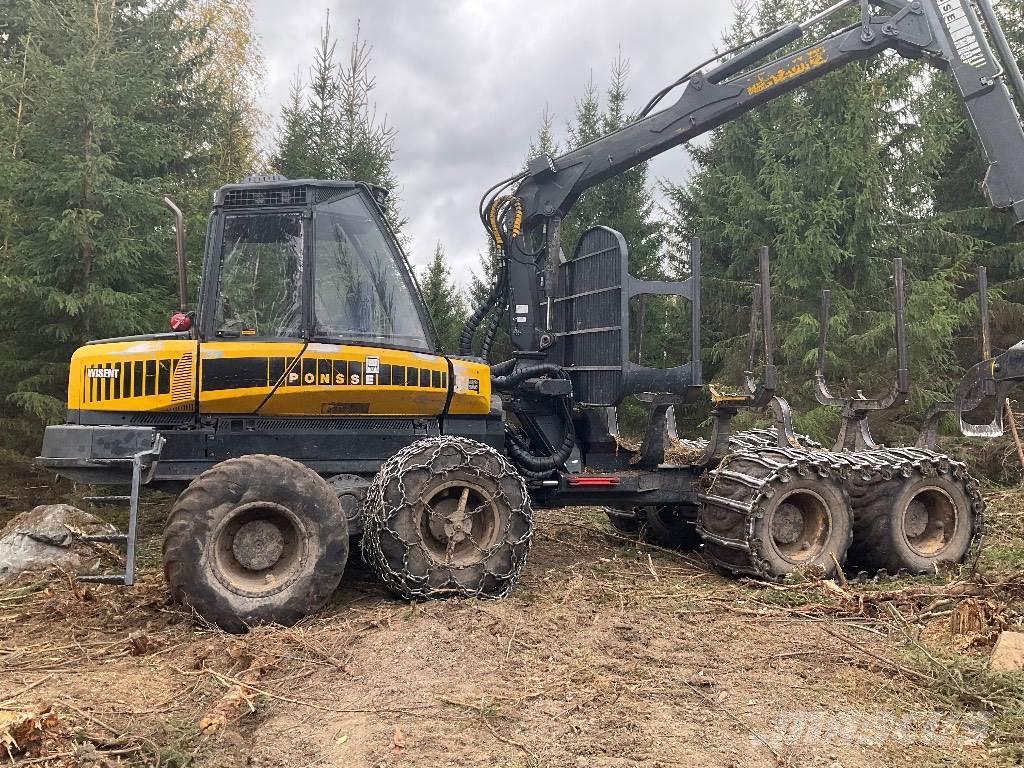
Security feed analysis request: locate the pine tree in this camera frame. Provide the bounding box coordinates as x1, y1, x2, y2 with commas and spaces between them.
0, 0, 228, 427
419, 243, 467, 354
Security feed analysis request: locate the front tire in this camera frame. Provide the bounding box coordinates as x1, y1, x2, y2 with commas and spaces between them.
163, 455, 349, 633
361, 437, 532, 600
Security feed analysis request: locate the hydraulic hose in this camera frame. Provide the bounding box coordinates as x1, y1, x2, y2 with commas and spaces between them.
504, 396, 576, 471
490, 362, 568, 391
460, 258, 508, 356
479, 305, 505, 359
491, 361, 576, 474
459, 284, 499, 355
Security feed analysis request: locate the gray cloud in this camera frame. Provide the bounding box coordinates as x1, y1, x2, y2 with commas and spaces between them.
250, 1, 737, 286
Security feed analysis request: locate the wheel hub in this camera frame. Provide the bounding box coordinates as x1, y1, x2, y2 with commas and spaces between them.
771, 503, 804, 545
232, 519, 285, 571
904, 499, 929, 539
769, 490, 831, 563
419, 481, 500, 565
902, 488, 957, 557
211, 501, 307, 598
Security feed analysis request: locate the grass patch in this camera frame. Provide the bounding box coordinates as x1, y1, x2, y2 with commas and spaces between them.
980, 544, 1024, 573
139, 720, 208, 768
904, 647, 1024, 764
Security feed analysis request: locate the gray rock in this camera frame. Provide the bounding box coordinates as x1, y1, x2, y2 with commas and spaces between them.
0, 504, 118, 584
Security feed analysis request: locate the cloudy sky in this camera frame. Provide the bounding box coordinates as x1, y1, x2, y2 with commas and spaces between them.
249, 1, 738, 285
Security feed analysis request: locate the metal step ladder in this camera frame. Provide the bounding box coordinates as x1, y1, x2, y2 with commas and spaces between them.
77, 436, 165, 586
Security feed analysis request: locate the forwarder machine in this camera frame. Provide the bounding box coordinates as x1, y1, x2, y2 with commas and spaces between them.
37, 0, 1024, 630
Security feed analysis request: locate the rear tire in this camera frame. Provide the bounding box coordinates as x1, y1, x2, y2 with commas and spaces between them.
848, 471, 977, 574
163, 455, 349, 633
699, 449, 853, 579
361, 437, 532, 600
640, 505, 701, 549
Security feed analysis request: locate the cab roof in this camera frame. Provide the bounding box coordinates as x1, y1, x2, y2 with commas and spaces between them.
213, 176, 388, 209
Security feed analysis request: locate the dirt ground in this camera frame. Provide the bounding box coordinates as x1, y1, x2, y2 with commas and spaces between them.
2, 458, 1024, 768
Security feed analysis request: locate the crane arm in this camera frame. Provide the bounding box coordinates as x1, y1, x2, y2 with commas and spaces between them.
494, 0, 1024, 352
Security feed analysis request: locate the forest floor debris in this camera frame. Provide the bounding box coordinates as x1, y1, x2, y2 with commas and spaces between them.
0, 461, 1023, 766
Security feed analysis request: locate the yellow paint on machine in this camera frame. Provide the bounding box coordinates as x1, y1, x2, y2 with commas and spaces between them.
745, 46, 827, 97
68, 339, 491, 417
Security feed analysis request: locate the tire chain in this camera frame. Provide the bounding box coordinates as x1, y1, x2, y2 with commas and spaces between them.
697, 445, 851, 578
675, 427, 823, 455
360, 435, 533, 600
697, 431, 985, 579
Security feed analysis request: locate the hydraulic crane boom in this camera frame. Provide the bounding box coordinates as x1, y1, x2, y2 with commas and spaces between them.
485, 0, 1024, 354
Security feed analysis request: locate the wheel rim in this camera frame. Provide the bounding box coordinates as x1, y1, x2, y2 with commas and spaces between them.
768, 490, 831, 564
211, 501, 308, 597
418, 480, 501, 566
901, 487, 958, 557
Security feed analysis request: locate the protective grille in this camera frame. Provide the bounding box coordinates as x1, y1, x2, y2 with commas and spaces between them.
171, 353, 194, 402
223, 186, 307, 207
555, 227, 625, 405
314, 187, 351, 203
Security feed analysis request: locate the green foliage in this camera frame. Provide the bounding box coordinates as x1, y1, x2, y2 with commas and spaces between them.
558, 54, 662, 282
419, 243, 468, 354
0, 0, 247, 437
271, 15, 403, 233
926, 3, 1024, 369
663, 0, 996, 427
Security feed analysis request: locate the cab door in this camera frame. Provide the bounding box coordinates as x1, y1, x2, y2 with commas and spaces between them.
197, 205, 308, 415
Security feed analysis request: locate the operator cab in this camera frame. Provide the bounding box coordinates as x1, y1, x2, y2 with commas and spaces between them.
198, 176, 434, 353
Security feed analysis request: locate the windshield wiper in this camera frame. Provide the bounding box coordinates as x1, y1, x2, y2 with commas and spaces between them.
313, 332, 425, 344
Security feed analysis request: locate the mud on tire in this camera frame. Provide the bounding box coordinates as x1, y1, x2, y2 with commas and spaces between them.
698, 448, 853, 579
163, 454, 349, 633
847, 465, 981, 574
360, 436, 532, 600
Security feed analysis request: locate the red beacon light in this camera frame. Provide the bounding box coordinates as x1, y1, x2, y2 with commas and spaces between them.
170, 312, 192, 332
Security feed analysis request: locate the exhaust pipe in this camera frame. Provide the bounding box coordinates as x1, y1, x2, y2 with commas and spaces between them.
163, 197, 187, 312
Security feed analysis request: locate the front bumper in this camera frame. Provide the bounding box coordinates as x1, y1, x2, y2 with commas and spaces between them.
37, 425, 161, 484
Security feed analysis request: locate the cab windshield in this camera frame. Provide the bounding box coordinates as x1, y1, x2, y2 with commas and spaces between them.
313, 194, 430, 351
214, 213, 303, 337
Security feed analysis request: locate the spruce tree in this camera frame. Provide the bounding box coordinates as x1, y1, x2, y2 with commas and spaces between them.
926, 5, 1024, 369
556, 57, 661, 282
271, 17, 403, 232
419, 243, 467, 354
273, 72, 314, 180
0, 0, 227, 427
663, 0, 964, 431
